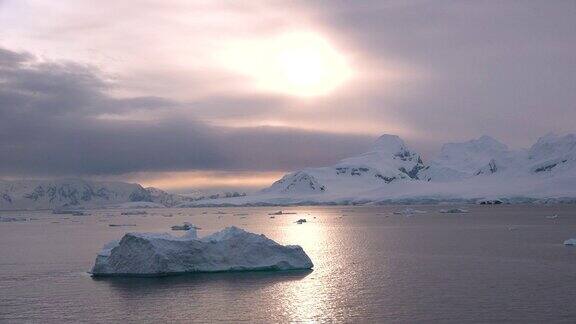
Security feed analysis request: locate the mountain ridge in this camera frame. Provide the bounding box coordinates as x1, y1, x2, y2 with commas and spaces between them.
197, 132, 576, 206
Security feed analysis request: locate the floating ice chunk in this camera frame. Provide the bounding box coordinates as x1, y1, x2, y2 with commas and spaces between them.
171, 222, 200, 231
439, 208, 469, 214
268, 211, 297, 215
121, 211, 147, 216
564, 238, 576, 246
0, 217, 28, 222
98, 239, 121, 257
476, 199, 503, 205
295, 219, 307, 224
546, 214, 559, 219
393, 208, 427, 215
91, 226, 313, 277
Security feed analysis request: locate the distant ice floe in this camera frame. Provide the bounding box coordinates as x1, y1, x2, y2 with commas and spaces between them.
393, 208, 427, 216
0, 217, 29, 222
171, 222, 200, 231
91, 226, 313, 277
476, 198, 504, 205
268, 211, 297, 215
120, 211, 147, 216
439, 208, 469, 214
117, 201, 166, 209
563, 238, 576, 246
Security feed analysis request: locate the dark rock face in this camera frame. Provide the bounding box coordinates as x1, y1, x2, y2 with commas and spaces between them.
533, 159, 567, 173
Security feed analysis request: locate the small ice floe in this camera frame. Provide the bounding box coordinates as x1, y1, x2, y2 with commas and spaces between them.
52, 209, 85, 215
507, 226, 518, 231
171, 222, 201, 231
439, 208, 469, 214
0, 217, 28, 222
109, 224, 137, 227
393, 208, 427, 216
162, 214, 173, 218
268, 211, 297, 215
546, 214, 559, 220
476, 198, 503, 205
234, 213, 249, 216
214, 211, 227, 215
563, 238, 576, 246
90, 226, 313, 277
121, 211, 147, 216
295, 219, 307, 224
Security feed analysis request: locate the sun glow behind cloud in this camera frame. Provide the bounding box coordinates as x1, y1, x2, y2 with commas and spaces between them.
121, 170, 286, 192
218, 31, 354, 97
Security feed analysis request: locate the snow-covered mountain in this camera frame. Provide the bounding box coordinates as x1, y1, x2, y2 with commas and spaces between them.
0, 179, 184, 210
3, 133, 576, 209
263, 135, 427, 194
421, 135, 527, 181
423, 133, 576, 181
195, 132, 576, 206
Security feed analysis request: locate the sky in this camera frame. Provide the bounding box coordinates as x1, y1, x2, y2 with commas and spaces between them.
0, 0, 575, 192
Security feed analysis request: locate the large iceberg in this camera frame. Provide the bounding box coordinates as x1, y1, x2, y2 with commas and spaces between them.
91, 226, 313, 277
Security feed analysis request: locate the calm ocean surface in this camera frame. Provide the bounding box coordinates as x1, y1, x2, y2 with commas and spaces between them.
1, 205, 576, 323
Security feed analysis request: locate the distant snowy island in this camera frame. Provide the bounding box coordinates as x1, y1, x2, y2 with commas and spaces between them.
0, 179, 245, 210
2, 132, 576, 209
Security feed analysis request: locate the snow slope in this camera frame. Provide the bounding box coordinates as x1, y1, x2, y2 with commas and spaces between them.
91, 226, 313, 277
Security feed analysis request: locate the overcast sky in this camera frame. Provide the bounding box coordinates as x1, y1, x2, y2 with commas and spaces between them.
1, 0, 575, 191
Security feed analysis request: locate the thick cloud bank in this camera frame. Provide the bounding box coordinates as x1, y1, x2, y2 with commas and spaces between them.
0, 47, 372, 177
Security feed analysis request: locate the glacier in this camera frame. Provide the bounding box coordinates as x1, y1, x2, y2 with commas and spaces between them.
91, 227, 313, 277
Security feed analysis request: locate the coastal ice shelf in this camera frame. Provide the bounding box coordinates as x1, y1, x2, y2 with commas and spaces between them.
91, 227, 313, 277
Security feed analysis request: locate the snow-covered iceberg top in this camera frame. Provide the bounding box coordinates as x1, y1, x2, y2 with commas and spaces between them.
91, 226, 313, 277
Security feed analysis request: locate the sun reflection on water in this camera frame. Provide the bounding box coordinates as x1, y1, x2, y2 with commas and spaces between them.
275, 213, 332, 322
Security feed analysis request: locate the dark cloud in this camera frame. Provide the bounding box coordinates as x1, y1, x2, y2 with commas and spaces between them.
311, 1, 576, 147
0, 48, 33, 67
0, 47, 372, 177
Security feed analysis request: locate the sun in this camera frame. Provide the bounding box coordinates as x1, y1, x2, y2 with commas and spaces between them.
218, 31, 353, 97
